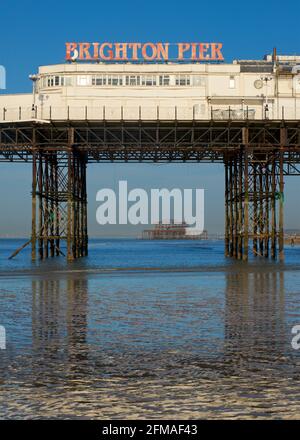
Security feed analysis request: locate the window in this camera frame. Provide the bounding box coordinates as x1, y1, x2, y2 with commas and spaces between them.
92, 75, 123, 86
92, 75, 101, 85
175, 75, 191, 86
126, 75, 141, 86
229, 76, 236, 89
41, 75, 72, 88
47, 76, 54, 87
92, 75, 106, 85
111, 76, 119, 86
64, 76, 72, 86
141, 75, 156, 86
39, 73, 210, 88
108, 75, 123, 86
159, 75, 170, 86
192, 75, 206, 87
77, 75, 89, 86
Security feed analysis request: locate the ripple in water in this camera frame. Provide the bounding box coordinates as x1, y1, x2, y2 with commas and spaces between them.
0, 239, 300, 419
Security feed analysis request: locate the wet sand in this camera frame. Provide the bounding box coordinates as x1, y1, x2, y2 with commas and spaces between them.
1, 239, 300, 419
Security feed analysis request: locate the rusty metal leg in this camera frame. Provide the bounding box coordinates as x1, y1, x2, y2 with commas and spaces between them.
31, 147, 88, 260
233, 160, 238, 258
54, 156, 60, 256
80, 159, 84, 257
44, 154, 49, 259
279, 151, 285, 262
31, 152, 37, 261
245, 151, 284, 261
229, 159, 234, 257
223, 146, 286, 262
72, 155, 77, 259
271, 156, 277, 259
49, 155, 55, 257
79, 158, 88, 257
224, 159, 230, 257
278, 126, 286, 262
238, 152, 243, 260
66, 147, 88, 261
259, 168, 264, 257
226, 153, 245, 261
83, 159, 88, 256
38, 153, 43, 259
253, 163, 258, 256
243, 151, 249, 261
67, 149, 74, 261
264, 163, 270, 258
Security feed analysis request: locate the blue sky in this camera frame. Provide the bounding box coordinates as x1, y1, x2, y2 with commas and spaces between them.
0, 0, 300, 236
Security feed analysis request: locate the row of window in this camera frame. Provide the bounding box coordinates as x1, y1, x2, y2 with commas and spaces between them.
40, 74, 237, 89
39, 74, 212, 88
41, 76, 73, 87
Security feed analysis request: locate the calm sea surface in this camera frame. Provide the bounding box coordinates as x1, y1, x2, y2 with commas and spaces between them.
1, 238, 300, 419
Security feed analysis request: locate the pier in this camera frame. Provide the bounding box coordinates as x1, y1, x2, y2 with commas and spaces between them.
0, 118, 300, 261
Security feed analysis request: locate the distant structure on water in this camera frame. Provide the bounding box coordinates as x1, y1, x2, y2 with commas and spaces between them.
285, 229, 300, 246
142, 221, 208, 240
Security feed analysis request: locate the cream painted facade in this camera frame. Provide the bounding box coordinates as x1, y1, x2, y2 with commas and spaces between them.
1, 55, 300, 121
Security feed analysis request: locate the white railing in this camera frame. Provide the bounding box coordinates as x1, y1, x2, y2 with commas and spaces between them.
211, 109, 256, 120
0, 104, 298, 122
0, 105, 200, 121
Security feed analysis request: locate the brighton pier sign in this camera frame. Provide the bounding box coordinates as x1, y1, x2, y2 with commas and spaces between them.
65, 42, 224, 62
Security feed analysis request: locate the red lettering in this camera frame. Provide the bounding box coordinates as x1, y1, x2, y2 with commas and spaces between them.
65, 42, 224, 62
115, 43, 128, 60
156, 43, 169, 60
79, 42, 92, 60
128, 43, 142, 60
211, 43, 224, 60
99, 43, 113, 60
199, 43, 210, 60
142, 43, 157, 61
65, 42, 78, 61
92, 42, 99, 60
191, 43, 197, 60
178, 43, 190, 60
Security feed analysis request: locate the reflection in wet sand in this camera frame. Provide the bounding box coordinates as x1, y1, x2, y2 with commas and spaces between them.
1, 266, 300, 419
32, 278, 89, 382
224, 271, 286, 372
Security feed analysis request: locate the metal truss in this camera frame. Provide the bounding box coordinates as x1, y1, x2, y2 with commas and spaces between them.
225, 150, 284, 261
0, 120, 300, 260
31, 148, 88, 261
1, 120, 299, 163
